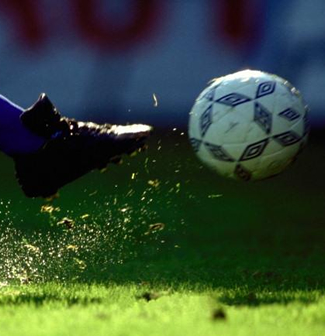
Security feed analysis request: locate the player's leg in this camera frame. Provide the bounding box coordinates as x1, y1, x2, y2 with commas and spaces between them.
0, 94, 45, 156
12, 93, 152, 198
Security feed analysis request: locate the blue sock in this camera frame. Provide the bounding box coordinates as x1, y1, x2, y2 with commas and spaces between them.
0, 94, 45, 156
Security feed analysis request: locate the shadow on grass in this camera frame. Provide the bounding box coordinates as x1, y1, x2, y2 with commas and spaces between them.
218, 290, 318, 306
0, 292, 102, 307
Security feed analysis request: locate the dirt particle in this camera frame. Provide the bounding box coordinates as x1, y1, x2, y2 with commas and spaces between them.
23, 244, 40, 254
57, 217, 75, 229
66, 245, 78, 252
40, 205, 60, 214
148, 179, 160, 188
212, 308, 227, 320
145, 223, 165, 235
137, 292, 160, 302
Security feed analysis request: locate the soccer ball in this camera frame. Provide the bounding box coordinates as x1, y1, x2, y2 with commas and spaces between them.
188, 70, 309, 181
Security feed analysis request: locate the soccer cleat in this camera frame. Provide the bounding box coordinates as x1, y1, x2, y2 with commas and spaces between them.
13, 94, 152, 198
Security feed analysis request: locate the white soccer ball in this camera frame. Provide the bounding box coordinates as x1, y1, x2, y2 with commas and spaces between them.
188, 70, 309, 181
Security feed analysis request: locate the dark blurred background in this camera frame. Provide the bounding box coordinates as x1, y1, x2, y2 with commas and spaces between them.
0, 0, 324, 127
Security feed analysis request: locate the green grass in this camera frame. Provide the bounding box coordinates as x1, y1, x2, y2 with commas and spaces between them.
1, 130, 325, 335
1, 284, 325, 336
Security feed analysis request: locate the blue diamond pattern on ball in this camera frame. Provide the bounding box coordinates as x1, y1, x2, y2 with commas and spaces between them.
203, 86, 217, 101
200, 105, 212, 137
239, 138, 269, 161
278, 108, 300, 121
204, 142, 235, 162
215, 93, 251, 106
254, 102, 272, 134
255, 81, 276, 98
189, 138, 202, 152
273, 131, 301, 146
234, 164, 251, 181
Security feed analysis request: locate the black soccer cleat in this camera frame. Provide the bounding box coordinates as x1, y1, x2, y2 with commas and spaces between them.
13, 93, 152, 198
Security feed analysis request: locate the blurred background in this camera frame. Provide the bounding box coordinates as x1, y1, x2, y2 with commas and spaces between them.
0, 0, 324, 127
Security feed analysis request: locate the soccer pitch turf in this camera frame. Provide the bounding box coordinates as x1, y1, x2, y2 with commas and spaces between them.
0, 129, 325, 336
